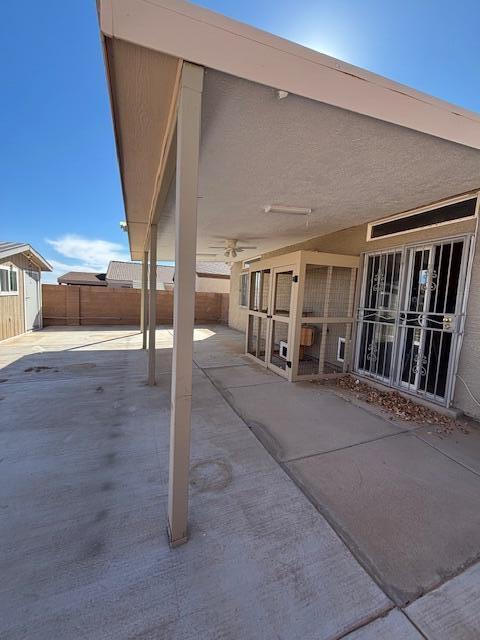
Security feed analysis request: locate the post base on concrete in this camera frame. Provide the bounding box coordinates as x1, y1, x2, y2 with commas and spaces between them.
167, 523, 188, 548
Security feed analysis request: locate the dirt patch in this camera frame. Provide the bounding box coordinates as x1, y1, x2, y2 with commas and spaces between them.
318, 374, 471, 435
24, 366, 52, 373
190, 460, 232, 493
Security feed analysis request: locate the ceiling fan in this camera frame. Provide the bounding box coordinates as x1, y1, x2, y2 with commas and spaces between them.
208, 239, 258, 259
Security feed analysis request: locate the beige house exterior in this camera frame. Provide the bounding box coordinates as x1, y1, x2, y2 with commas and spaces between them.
97, 0, 480, 545
0, 242, 52, 341
229, 208, 480, 419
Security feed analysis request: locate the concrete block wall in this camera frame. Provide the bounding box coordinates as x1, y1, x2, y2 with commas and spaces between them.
42, 285, 229, 326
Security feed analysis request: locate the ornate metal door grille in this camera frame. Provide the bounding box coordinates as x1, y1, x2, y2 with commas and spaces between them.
356, 237, 472, 406
356, 249, 403, 382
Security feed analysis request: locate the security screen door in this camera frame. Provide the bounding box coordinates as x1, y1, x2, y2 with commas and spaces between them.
356, 238, 470, 405
356, 249, 403, 382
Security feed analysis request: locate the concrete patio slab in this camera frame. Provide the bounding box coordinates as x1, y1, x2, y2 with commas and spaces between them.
406, 562, 480, 640
225, 380, 404, 461
343, 609, 423, 639
287, 432, 480, 605
192, 329, 250, 368
1, 327, 392, 640
205, 362, 285, 390
415, 424, 480, 476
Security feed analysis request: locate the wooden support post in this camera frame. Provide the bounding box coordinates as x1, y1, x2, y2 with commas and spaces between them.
141, 250, 148, 349
167, 63, 203, 547
148, 225, 157, 385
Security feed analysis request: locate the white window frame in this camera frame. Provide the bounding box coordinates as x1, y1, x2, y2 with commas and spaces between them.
239, 271, 249, 307
242, 256, 261, 269
337, 337, 346, 363
366, 192, 479, 242
0, 264, 19, 296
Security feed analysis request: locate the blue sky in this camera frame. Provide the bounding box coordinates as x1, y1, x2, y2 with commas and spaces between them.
1, 1, 479, 282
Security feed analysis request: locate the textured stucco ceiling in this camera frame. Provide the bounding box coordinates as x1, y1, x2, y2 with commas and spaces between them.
156, 69, 480, 261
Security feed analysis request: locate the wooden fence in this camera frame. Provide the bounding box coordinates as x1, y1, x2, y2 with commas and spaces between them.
42, 285, 229, 326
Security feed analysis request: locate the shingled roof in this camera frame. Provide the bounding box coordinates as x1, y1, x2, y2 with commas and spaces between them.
106, 261, 230, 286
57, 271, 107, 286
195, 262, 230, 278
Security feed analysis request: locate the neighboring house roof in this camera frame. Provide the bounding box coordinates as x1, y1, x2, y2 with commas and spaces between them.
106, 261, 174, 286
106, 260, 230, 286
57, 271, 107, 286
196, 262, 230, 278
0, 241, 52, 271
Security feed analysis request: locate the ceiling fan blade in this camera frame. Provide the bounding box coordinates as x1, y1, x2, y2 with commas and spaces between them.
236, 246, 257, 250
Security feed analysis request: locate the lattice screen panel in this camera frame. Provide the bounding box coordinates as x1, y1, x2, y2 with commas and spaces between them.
303, 266, 328, 317
247, 316, 267, 362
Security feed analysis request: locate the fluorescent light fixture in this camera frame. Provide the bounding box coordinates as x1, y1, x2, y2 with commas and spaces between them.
264, 204, 312, 215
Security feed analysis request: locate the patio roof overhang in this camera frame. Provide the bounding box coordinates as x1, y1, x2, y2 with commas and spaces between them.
99, 0, 480, 263
98, 0, 480, 547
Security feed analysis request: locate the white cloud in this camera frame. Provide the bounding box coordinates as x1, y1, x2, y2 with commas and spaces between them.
46, 235, 129, 269
44, 234, 130, 284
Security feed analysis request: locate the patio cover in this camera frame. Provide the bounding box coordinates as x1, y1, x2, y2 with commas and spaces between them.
97, 0, 480, 546
98, 0, 480, 263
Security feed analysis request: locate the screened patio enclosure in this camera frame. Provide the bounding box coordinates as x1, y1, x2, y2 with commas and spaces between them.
246, 251, 359, 382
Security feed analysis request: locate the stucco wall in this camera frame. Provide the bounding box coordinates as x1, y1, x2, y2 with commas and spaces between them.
453, 229, 480, 418
195, 276, 230, 293
229, 218, 475, 333
228, 217, 480, 418
228, 262, 248, 331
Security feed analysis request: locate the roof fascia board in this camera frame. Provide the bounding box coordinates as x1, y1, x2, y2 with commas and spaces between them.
99, 0, 480, 150
0, 245, 52, 271
99, 32, 133, 254
148, 60, 182, 231
24, 248, 53, 271
196, 273, 230, 279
